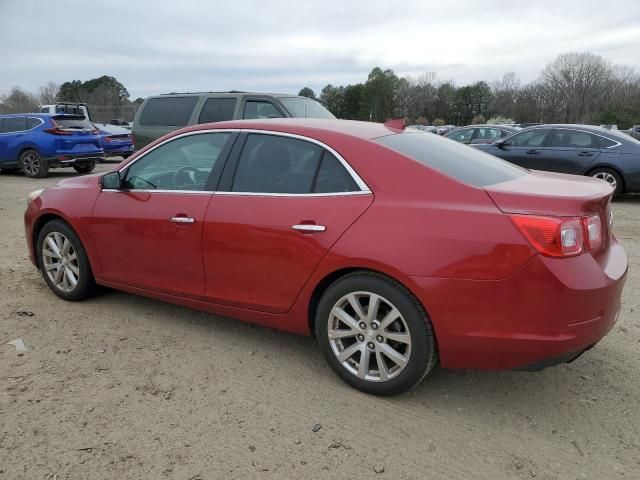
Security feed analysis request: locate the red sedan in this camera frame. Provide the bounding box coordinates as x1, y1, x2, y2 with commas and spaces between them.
24, 118, 627, 395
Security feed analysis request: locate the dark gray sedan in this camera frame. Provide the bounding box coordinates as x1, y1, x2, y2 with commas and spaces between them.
473, 124, 640, 196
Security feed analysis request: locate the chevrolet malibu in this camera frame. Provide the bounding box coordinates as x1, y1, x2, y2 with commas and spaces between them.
24, 118, 627, 395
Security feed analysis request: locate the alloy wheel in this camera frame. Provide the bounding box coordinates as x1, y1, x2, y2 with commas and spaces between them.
42, 232, 80, 293
328, 291, 412, 382
592, 171, 617, 189
23, 153, 40, 176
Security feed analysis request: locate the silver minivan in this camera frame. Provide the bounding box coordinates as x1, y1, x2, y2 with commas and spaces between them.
131, 92, 334, 150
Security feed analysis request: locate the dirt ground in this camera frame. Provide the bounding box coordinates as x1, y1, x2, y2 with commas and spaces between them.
1, 162, 639, 479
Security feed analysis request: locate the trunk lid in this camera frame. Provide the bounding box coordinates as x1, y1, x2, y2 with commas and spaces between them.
484, 170, 613, 217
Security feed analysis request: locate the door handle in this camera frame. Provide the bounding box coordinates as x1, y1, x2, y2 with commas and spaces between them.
578, 152, 594, 157
292, 224, 326, 233
526, 150, 540, 154
171, 216, 195, 224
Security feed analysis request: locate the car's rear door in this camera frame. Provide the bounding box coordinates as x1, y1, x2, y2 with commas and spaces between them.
91, 131, 236, 297
540, 128, 601, 174
0, 116, 28, 165
202, 132, 373, 313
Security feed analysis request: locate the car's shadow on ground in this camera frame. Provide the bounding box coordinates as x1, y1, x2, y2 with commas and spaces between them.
614, 193, 640, 204
89, 287, 615, 412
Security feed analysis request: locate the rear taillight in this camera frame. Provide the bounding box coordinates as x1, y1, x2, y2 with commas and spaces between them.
510, 215, 583, 258
103, 136, 113, 142
583, 214, 602, 251
43, 127, 73, 136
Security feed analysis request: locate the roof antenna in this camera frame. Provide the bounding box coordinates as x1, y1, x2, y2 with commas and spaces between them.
384, 118, 406, 130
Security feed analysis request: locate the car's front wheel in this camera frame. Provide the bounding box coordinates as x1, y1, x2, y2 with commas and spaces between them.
73, 162, 95, 174
37, 220, 97, 301
316, 272, 437, 396
20, 150, 49, 178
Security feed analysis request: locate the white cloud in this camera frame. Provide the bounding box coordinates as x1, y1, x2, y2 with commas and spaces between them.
0, 0, 638, 98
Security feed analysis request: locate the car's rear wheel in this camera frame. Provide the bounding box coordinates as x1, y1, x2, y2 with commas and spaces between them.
73, 162, 96, 174
37, 220, 97, 301
315, 272, 437, 396
20, 150, 48, 178
589, 168, 623, 198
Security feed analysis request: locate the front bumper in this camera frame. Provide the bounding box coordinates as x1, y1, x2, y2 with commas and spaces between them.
411, 240, 627, 370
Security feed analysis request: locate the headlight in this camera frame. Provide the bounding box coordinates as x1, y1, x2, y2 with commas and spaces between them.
27, 189, 44, 206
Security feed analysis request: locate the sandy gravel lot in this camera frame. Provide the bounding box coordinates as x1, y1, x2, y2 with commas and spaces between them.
1, 163, 639, 479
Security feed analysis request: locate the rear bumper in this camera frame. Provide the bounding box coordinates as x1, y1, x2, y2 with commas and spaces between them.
411, 240, 627, 370
43, 152, 105, 167
103, 144, 134, 156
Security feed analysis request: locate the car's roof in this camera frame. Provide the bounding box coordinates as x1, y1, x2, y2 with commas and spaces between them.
154, 91, 307, 98
0, 113, 52, 118
190, 118, 401, 140
460, 124, 519, 129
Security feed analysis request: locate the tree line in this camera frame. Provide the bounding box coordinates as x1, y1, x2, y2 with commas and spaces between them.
301, 52, 640, 128
2, 51, 639, 128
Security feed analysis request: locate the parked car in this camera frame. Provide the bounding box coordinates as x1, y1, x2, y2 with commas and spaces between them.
514, 122, 542, 129
96, 125, 134, 158
24, 119, 626, 395
445, 124, 520, 144
407, 125, 437, 133
0, 113, 104, 178
132, 91, 335, 150
436, 125, 456, 135
473, 124, 640, 197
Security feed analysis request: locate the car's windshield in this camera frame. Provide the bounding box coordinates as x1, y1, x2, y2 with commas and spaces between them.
278, 97, 335, 119
376, 132, 527, 187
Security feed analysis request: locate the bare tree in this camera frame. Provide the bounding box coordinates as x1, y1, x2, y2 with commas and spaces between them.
39, 82, 59, 105
0, 87, 39, 114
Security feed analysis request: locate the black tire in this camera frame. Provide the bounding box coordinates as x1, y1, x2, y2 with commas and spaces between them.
315, 272, 437, 396
20, 150, 49, 178
36, 220, 97, 301
73, 162, 95, 174
588, 168, 623, 198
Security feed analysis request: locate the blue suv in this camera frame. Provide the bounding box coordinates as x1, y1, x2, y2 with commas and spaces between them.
0, 113, 104, 178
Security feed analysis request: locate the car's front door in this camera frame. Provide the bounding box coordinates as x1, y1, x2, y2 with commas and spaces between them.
540, 128, 601, 174
91, 131, 235, 297
495, 128, 552, 169
202, 132, 373, 313
0, 116, 28, 166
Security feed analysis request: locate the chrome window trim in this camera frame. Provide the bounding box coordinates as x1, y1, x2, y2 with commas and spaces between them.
101, 189, 212, 195
116, 128, 372, 195
528, 126, 623, 149
214, 191, 372, 198
0, 116, 43, 134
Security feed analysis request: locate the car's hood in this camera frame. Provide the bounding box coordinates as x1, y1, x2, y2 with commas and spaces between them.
484, 170, 613, 216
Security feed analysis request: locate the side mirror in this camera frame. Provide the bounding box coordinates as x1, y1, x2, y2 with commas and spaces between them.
496, 140, 509, 149
101, 171, 121, 189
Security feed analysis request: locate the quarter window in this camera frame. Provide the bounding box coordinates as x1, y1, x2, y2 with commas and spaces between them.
27, 117, 43, 129
313, 152, 359, 193
122, 132, 231, 191
549, 130, 596, 148
243, 101, 283, 120
508, 128, 552, 147
139, 97, 199, 126
0, 116, 27, 133
198, 98, 237, 123
596, 136, 619, 148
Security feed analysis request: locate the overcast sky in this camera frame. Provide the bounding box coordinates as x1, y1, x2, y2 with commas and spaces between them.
1, 0, 639, 99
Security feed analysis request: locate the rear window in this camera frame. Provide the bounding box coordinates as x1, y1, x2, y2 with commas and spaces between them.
375, 132, 527, 187
139, 96, 199, 126
198, 98, 237, 123
53, 116, 95, 130
278, 97, 335, 119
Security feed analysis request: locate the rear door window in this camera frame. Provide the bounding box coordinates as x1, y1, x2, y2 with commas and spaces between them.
243, 101, 283, 119
549, 130, 596, 148
1, 116, 27, 133
139, 97, 199, 126
231, 134, 323, 193
198, 98, 237, 123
